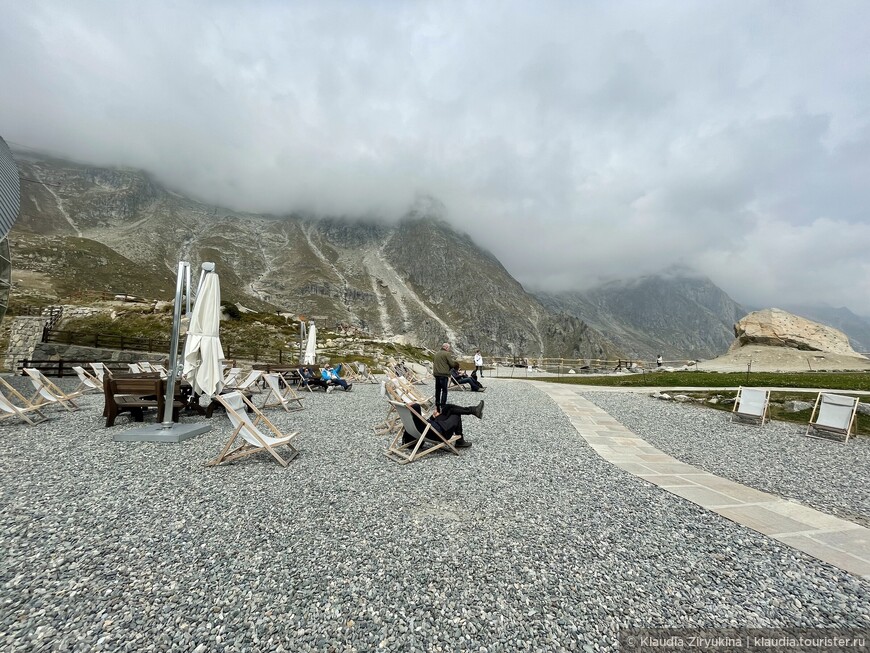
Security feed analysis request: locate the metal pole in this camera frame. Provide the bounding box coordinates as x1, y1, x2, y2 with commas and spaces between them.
160, 261, 190, 429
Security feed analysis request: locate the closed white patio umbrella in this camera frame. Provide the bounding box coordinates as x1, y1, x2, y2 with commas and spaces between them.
183, 270, 225, 397
303, 322, 317, 365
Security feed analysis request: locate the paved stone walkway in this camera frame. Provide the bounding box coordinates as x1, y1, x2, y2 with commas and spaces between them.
537, 382, 870, 579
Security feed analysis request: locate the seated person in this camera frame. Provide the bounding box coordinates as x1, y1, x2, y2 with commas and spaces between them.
321, 365, 353, 392
450, 366, 484, 392
299, 367, 329, 391
404, 400, 483, 449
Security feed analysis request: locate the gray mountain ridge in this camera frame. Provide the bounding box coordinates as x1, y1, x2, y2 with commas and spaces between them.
16, 151, 867, 362
10, 152, 621, 360
536, 272, 748, 360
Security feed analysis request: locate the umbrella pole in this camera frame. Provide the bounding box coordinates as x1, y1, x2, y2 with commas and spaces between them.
160, 261, 190, 428
114, 260, 211, 443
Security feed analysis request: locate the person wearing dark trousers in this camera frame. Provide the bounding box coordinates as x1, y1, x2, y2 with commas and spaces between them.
300, 367, 330, 391
474, 349, 484, 377
451, 367, 484, 392
432, 342, 457, 411
405, 401, 484, 448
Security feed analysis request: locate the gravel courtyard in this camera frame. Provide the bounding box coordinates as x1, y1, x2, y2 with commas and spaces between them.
1, 378, 868, 652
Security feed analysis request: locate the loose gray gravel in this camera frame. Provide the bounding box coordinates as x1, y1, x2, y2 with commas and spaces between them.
585, 391, 870, 528
1, 377, 868, 652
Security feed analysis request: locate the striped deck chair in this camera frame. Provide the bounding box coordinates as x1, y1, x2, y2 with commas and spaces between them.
24, 368, 81, 412
261, 373, 304, 412
0, 378, 49, 425
208, 391, 300, 467
806, 393, 860, 443
730, 387, 770, 425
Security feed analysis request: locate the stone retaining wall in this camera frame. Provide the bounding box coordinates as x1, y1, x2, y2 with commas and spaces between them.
4, 316, 47, 371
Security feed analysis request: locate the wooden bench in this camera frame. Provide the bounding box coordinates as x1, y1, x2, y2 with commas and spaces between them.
104, 377, 184, 427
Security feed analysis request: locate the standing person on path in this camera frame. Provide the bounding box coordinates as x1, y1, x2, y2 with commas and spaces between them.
433, 342, 457, 412
474, 349, 484, 378
656, 354, 663, 367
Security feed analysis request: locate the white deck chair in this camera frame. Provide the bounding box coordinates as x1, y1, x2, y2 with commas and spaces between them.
24, 368, 81, 412
806, 393, 860, 443
222, 367, 243, 388
89, 362, 108, 384
261, 373, 304, 412
72, 365, 103, 394
207, 391, 299, 467
138, 362, 154, 373
0, 378, 49, 425
127, 363, 143, 374
385, 400, 460, 464
355, 362, 378, 384
730, 387, 770, 425
150, 364, 168, 378
232, 370, 263, 393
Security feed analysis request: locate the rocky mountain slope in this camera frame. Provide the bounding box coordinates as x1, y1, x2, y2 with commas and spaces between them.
10, 152, 620, 359
537, 269, 747, 360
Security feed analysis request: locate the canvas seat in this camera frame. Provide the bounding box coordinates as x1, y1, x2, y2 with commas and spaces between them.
385, 400, 460, 464
261, 373, 304, 412
222, 367, 243, 388
229, 370, 263, 393
24, 368, 81, 412
354, 362, 378, 384
90, 362, 109, 384
730, 387, 770, 425
127, 363, 143, 373
72, 365, 103, 394
375, 379, 432, 436
806, 392, 860, 443
0, 378, 49, 426
208, 391, 300, 467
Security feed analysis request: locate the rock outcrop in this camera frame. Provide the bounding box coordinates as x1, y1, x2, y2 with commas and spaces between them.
730, 308, 863, 356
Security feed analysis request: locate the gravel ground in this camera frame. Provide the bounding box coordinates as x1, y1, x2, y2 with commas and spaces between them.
1, 377, 868, 652
584, 391, 870, 528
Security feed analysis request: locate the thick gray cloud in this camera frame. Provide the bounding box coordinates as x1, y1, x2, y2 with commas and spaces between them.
2, 0, 869, 314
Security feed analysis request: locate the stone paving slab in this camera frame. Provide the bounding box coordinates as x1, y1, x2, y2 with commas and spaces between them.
537, 382, 870, 579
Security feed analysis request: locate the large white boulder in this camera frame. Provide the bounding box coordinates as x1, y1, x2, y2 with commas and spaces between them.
730, 308, 860, 356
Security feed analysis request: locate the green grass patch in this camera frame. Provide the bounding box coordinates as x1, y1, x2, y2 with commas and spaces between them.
531, 371, 870, 392
677, 390, 870, 437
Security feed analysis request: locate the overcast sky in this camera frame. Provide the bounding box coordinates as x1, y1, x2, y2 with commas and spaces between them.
2, 1, 869, 314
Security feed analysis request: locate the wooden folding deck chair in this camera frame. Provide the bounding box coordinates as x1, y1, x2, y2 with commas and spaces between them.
90, 362, 109, 384
222, 367, 243, 389
127, 363, 143, 373
229, 370, 263, 393
208, 391, 300, 467
730, 387, 770, 425
24, 368, 81, 412
386, 400, 461, 463
261, 373, 304, 412
72, 365, 103, 395
806, 392, 860, 443
354, 362, 378, 384
374, 380, 431, 436
0, 378, 49, 425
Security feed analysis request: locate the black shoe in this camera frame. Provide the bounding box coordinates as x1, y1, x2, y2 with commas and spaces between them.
473, 400, 484, 419
455, 439, 472, 448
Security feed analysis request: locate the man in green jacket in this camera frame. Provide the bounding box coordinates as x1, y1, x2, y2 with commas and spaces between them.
433, 342, 457, 411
